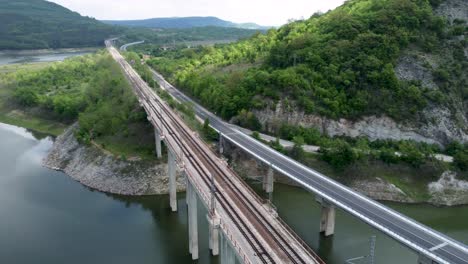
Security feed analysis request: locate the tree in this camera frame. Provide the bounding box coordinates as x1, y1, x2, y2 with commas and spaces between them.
454, 151, 468, 171
202, 118, 218, 141
291, 136, 305, 161
13, 88, 38, 106
321, 141, 359, 169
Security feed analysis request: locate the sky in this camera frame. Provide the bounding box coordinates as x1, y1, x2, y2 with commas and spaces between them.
48, 0, 346, 27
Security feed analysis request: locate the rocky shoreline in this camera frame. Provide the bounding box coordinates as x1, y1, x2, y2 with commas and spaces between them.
42, 124, 468, 205
42, 124, 185, 196
224, 140, 468, 206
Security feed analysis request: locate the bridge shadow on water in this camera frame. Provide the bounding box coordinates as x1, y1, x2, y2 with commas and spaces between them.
100, 191, 222, 264
244, 178, 421, 264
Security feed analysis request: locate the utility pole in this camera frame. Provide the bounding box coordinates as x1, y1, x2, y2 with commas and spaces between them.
345, 235, 376, 264
209, 172, 216, 215
369, 235, 376, 264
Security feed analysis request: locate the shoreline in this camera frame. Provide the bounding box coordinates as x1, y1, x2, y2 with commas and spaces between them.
1, 114, 467, 205
42, 124, 185, 196
0, 47, 101, 55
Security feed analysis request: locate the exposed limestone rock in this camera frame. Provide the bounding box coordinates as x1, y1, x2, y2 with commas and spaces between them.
252, 0, 468, 147
253, 103, 462, 146
350, 177, 413, 203
435, 0, 468, 23
224, 139, 468, 206
395, 55, 438, 90
43, 124, 185, 195
428, 171, 468, 206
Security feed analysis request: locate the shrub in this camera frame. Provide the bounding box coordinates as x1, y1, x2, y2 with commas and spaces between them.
252, 131, 260, 140
321, 141, 359, 169
13, 88, 38, 106
291, 136, 305, 161
454, 151, 468, 171
202, 118, 219, 141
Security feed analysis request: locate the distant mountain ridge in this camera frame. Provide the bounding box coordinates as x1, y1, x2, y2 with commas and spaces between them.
103, 16, 269, 30
0, 0, 120, 50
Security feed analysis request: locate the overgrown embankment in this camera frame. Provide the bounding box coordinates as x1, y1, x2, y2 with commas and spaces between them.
44, 124, 184, 195
0, 51, 175, 194
0, 51, 156, 159
222, 139, 468, 206
142, 0, 468, 191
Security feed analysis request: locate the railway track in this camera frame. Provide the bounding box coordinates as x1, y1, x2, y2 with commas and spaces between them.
107, 42, 323, 264
153, 98, 307, 263
109, 49, 274, 262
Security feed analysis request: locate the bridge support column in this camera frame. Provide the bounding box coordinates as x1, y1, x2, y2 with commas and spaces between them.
187, 180, 199, 260
154, 129, 162, 159
168, 150, 177, 212
263, 166, 274, 194
207, 213, 220, 256
417, 254, 436, 264
316, 196, 335, 236
219, 133, 224, 154
220, 232, 236, 264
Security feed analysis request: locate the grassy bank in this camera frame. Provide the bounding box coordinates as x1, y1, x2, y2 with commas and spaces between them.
0, 52, 156, 160
0, 63, 68, 135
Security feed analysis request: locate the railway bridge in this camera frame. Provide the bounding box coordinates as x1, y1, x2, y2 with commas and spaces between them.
106, 40, 324, 264
108, 39, 468, 264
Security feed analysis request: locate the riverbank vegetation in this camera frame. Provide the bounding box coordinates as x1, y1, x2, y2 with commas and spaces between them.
148, 0, 464, 122
0, 51, 155, 159
143, 0, 467, 174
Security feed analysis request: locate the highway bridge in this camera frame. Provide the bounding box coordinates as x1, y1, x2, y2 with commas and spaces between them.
111, 39, 468, 264
120, 40, 145, 51
149, 58, 468, 263
106, 40, 323, 264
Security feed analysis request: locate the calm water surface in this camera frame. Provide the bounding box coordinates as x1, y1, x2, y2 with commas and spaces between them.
0, 122, 466, 264
0, 50, 94, 65
0, 123, 216, 264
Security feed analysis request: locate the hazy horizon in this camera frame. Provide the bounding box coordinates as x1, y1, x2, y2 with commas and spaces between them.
47, 0, 346, 27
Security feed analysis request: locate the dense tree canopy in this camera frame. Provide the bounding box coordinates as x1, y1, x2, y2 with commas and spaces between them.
5, 51, 145, 140
148, 0, 465, 124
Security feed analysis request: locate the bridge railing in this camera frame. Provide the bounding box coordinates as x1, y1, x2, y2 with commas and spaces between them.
276, 217, 326, 264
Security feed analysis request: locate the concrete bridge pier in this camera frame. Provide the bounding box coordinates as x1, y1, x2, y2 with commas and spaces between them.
418, 254, 437, 264
187, 180, 199, 260
168, 150, 177, 212
219, 133, 224, 154
220, 231, 236, 264
263, 166, 274, 194
154, 129, 162, 159
316, 196, 335, 236
207, 213, 220, 256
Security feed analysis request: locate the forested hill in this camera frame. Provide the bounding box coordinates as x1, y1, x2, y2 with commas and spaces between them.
0, 0, 121, 50
103, 16, 268, 30
148, 0, 467, 144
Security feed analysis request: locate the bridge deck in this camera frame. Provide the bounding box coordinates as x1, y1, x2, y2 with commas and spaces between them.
149, 58, 468, 264
106, 41, 323, 264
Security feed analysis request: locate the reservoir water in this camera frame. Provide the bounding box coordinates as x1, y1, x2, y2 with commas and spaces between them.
0, 49, 95, 65
0, 122, 466, 264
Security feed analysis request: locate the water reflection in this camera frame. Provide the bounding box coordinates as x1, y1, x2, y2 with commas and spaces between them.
0, 123, 218, 264
1, 122, 466, 264
0, 50, 96, 65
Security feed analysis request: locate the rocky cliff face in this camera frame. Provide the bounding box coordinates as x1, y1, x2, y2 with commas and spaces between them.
43, 124, 185, 195
223, 140, 468, 205
429, 171, 468, 206
253, 0, 468, 146
435, 0, 468, 23
253, 102, 467, 146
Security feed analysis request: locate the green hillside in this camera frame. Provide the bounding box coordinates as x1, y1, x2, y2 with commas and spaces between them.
0, 0, 121, 50
148, 0, 466, 125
